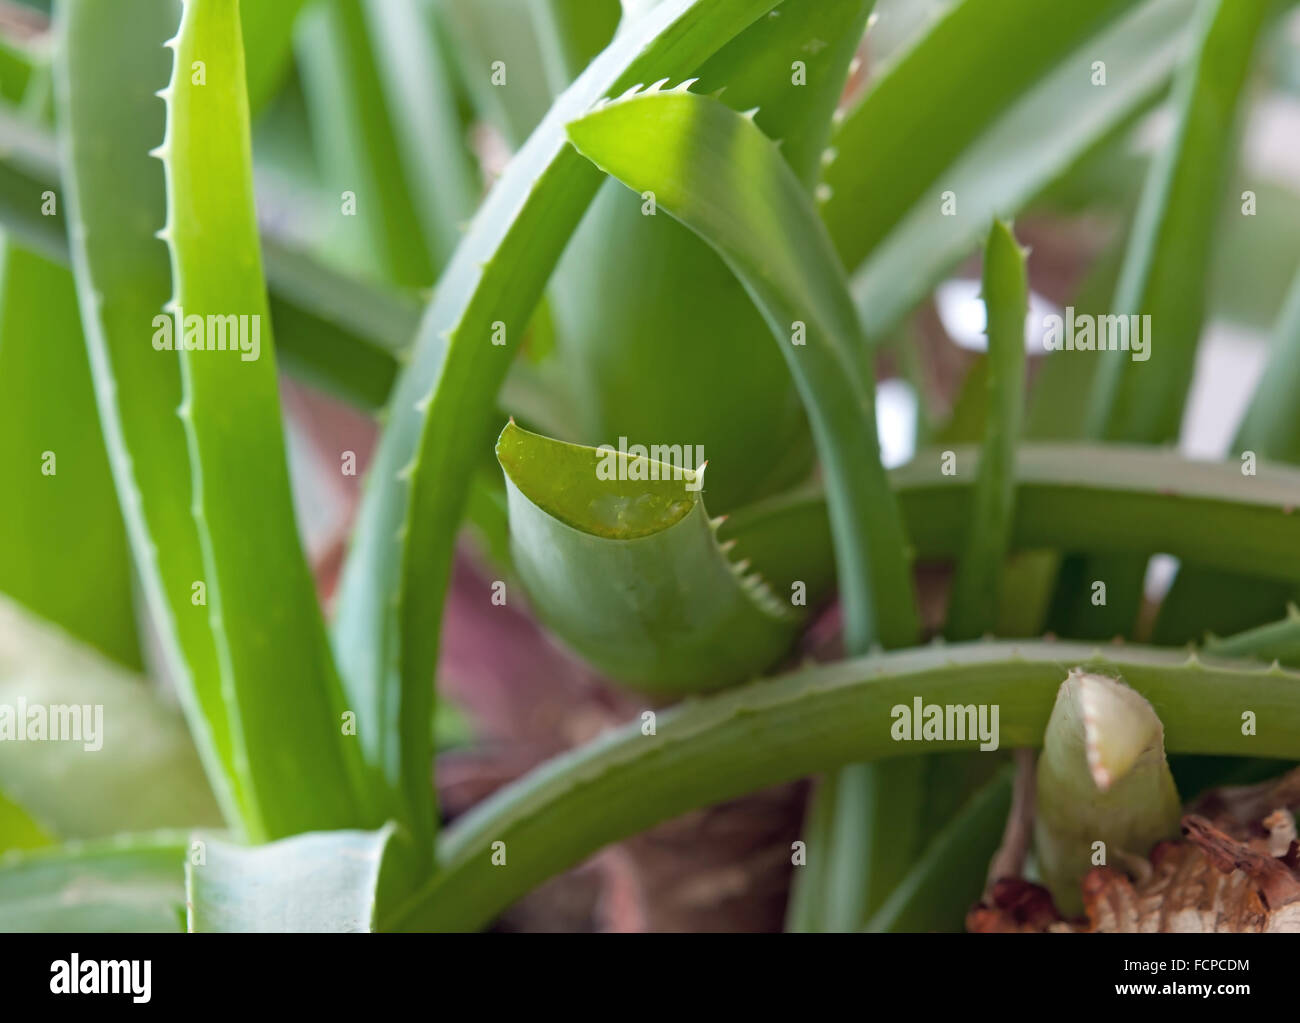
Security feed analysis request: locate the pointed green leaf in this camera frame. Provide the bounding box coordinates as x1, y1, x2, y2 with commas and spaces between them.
945, 222, 1027, 640
55, 0, 245, 826
158, 0, 370, 838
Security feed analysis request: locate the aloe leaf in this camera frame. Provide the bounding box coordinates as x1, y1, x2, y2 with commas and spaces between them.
0, 596, 221, 840
187, 823, 418, 932
361, 0, 481, 270
389, 642, 1300, 931
0, 238, 138, 667
334, 0, 787, 860
842, 0, 1197, 339
1154, 268, 1300, 644
551, 0, 871, 514
1034, 670, 1182, 915
724, 444, 1300, 593
296, 0, 436, 287
158, 0, 370, 837
567, 87, 918, 652
498, 421, 799, 694
54, 0, 250, 825
1204, 604, 1300, 665
0, 832, 189, 932
945, 221, 1027, 640
863, 764, 1015, 933
1057, 0, 1271, 641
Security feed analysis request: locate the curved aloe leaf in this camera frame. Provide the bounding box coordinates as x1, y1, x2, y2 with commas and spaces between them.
720, 445, 1300, 596
388, 642, 1300, 931
0, 832, 189, 932
1034, 670, 1182, 915
0, 596, 221, 841
0, 238, 138, 667
333, 0, 786, 858
54, 0, 248, 825
567, 86, 918, 652
945, 221, 1027, 640
1058, 0, 1271, 641
498, 421, 799, 694
1205, 604, 1300, 665
842, 0, 1196, 338
158, 0, 370, 837
551, 0, 870, 514
187, 823, 417, 932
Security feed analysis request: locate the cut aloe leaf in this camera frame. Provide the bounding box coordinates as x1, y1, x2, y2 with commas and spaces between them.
498, 421, 799, 694
0, 832, 190, 932
392, 641, 1300, 931
567, 86, 918, 652
187, 823, 418, 932
158, 0, 372, 838
1034, 670, 1182, 915
334, 0, 788, 866
0, 237, 138, 668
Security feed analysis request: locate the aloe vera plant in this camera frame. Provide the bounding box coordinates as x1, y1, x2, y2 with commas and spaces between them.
1, 0, 1299, 941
